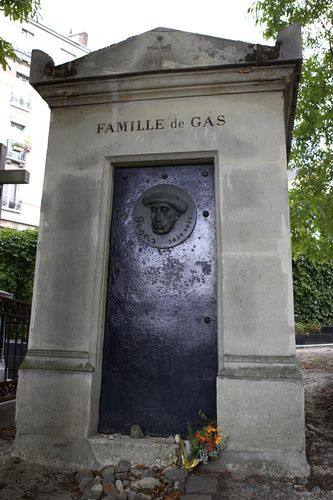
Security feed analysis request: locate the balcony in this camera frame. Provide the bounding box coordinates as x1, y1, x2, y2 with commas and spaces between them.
1, 179, 22, 212
6, 140, 28, 165
1, 196, 22, 212
10, 93, 31, 112
14, 45, 32, 61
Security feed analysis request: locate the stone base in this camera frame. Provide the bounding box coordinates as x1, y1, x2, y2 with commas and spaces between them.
14, 428, 309, 477
0, 400, 16, 428
215, 363, 310, 478
203, 449, 309, 478
13, 358, 309, 477
13, 433, 178, 470
89, 435, 179, 468
14, 434, 98, 470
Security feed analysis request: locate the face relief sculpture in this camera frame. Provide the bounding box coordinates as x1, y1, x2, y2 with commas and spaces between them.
143, 192, 188, 235
133, 184, 197, 248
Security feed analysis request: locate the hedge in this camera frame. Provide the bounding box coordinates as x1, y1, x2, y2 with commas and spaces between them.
0, 228, 38, 301
292, 257, 333, 325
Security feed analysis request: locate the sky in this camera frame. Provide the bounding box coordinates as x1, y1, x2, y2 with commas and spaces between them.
39, 0, 270, 52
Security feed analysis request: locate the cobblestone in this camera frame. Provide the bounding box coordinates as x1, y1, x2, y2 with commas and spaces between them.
186, 475, 218, 495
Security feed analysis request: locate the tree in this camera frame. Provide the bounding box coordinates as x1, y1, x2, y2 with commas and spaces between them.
249, 0, 333, 262
0, 0, 40, 70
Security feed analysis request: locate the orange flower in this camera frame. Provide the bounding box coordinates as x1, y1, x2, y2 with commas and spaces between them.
195, 432, 208, 443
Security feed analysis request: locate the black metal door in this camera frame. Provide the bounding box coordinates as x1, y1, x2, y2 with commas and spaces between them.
99, 164, 217, 436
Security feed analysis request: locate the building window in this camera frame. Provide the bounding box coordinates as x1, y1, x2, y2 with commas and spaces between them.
15, 28, 34, 58
6, 140, 27, 164
10, 92, 31, 112
1, 184, 22, 212
10, 121, 25, 136
21, 28, 34, 39
16, 72, 29, 83
7, 122, 28, 164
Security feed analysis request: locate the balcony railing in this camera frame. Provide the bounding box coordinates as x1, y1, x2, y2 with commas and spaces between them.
10, 93, 31, 112
6, 139, 28, 164
1, 196, 22, 211
14, 45, 32, 59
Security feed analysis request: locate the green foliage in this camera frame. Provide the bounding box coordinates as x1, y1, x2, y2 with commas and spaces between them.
0, 228, 38, 301
295, 322, 321, 334
249, 0, 333, 262
293, 257, 333, 325
295, 322, 307, 334
0, 0, 41, 70
0, 0, 40, 21
0, 37, 17, 70
306, 322, 321, 334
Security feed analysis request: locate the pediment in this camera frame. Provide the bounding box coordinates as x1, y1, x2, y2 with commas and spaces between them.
30, 25, 301, 84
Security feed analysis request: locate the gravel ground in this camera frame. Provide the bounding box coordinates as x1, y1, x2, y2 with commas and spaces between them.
0, 346, 332, 499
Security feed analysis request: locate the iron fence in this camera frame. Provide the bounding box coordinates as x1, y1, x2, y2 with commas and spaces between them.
0, 296, 30, 401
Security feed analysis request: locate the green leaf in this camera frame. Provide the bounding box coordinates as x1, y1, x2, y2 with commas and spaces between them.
0, 37, 18, 70
0, 0, 41, 70
250, 0, 333, 262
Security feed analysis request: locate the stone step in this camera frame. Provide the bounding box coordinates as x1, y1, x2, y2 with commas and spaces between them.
186, 475, 218, 495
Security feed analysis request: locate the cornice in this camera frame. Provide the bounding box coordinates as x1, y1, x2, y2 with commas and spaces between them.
33, 61, 300, 108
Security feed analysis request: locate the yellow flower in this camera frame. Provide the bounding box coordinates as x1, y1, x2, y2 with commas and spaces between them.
207, 426, 216, 433
215, 436, 222, 444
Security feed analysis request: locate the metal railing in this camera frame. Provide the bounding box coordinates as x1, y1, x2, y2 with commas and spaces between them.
0, 295, 31, 401
1, 196, 22, 211
14, 46, 32, 59
6, 139, 27, 164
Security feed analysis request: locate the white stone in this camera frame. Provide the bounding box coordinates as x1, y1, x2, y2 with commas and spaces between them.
136, 477, 161, 491
91, 483, 103, 492
165, 435, 175, 444
115, 479, 124, 493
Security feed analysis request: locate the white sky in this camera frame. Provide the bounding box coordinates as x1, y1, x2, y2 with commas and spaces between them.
39, 0, 270, 52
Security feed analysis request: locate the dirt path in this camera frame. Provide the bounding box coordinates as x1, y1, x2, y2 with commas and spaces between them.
0, 346, 332, 499
299, 347, 333, 493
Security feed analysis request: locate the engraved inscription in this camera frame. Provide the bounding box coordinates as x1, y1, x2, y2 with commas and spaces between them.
133, 184, 197, 249
134, 216, 156, 245
96, 115, 226, 134
168, 215, 193, 244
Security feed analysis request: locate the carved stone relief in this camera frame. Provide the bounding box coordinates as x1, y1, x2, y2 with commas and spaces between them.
133, 184, 197, 248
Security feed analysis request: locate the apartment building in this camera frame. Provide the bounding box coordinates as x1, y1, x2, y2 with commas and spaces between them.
0, 10, 90, 229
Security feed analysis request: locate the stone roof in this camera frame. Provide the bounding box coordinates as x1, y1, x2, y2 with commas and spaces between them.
30, 25, 302, 84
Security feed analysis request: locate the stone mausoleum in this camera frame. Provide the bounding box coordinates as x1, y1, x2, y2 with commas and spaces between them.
14, 26, 309, 476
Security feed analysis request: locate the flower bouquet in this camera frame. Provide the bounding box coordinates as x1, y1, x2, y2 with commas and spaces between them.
178, 411, 227, 471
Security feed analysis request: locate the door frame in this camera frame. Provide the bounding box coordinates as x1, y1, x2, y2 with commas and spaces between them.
89, 150, 223, 436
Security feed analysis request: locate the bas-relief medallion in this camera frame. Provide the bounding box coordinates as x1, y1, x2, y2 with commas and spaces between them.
133, 184, 197, 249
